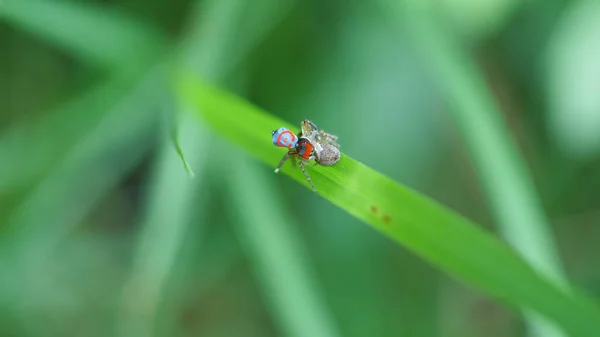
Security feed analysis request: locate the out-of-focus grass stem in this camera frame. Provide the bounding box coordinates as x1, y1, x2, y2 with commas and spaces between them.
224, 149, 342, 337
383, 2, 568, 336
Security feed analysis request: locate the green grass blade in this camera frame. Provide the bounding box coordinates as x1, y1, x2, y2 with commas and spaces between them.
381, 2, 569, 336
0, 76, 139, 192
0, 72, 160, 316
0, 0, 165, 70
121, 1, 298, 335
0, 73, 160, 251
118, 112, 206, 337
0, 0, 165, 190
390, 0, 567, 286
225, 150, 341, 337
174, 74, 600, 337
171, 123, 196, 178
172, 2, 342, 336
179, 1, 340, 335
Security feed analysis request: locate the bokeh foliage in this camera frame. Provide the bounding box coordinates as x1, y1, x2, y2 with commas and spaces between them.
1, 0, 600, 337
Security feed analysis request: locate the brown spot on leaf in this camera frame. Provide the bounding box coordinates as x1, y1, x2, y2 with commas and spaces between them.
370, 205, 378, 214
382, 215, 391, 224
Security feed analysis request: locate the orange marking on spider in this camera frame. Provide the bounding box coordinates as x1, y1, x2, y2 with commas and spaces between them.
271, 120, 341, 192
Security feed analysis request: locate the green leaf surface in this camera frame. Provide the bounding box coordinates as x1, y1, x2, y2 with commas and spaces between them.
383, 2, 568, 336
174, 74, 600, 337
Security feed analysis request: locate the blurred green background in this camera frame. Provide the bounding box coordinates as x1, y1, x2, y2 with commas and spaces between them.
1, 0, 600, 336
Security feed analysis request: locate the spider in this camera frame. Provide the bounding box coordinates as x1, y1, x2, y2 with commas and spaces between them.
300, 120, 339, 148
271, 120, 340, 192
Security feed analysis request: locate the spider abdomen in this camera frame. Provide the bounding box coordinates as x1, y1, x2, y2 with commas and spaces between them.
316, 144, 340, 166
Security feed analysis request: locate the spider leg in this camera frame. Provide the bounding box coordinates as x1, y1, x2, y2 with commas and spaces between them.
299, 161, 317, 192
324, 134, 339, 147
327, 140, 340, 149
274, 152, 290, 173
302, 160, 316, 168
291, 155, 297, 168
315, 131, 339, 148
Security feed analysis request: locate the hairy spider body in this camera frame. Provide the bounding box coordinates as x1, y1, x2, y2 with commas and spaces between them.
271, 120, 340, 192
